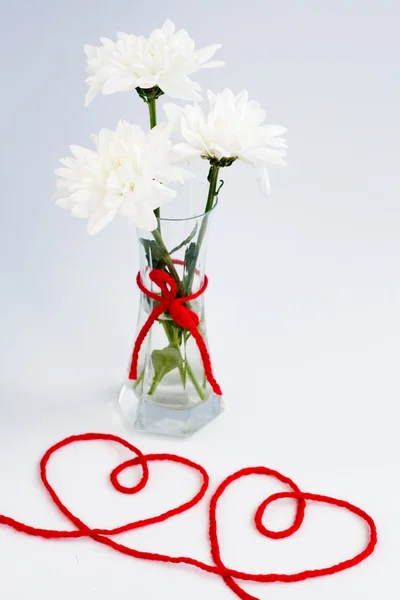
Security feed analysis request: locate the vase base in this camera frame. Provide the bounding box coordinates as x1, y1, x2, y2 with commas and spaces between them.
118, 384, 224, 437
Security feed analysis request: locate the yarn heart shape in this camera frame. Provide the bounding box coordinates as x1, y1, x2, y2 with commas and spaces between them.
208, 466, 377, 600
0, 433, 377, 600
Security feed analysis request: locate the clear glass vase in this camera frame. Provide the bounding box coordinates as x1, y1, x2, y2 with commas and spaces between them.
118, 182, 223, 437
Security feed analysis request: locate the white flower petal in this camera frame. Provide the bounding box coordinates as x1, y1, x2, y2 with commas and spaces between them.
173, 142, 202, 159
200, 60, 225, 69
134, 204, 158, 231
150, 181, 176, 205
70, 189, 91, 203
163, 103, 184, 129
102, 76, 135, 95
88, 207, 116, 234
84, 23, 222, 103
84, 45, 97, 59
245, 103, 266, 126
99, 37, 114, 49
161, 20, 175, 38
207, 90, 217, 108
116, 32, 131, 41
119, 193, 137, 217
235, 90, 249, 112
55, 119, 191, 233
56, 197, 74, 209
181, 117, 204, 148
85, 86, 100, 107
214, 144, 233, 159
104, 194, 123, 209
243, 146, 287, 166
196, 43, 222, 64
135, 75, 158, 89
156, 165, 195, 184
261, 124, 287, 138
56, 178, 70, 190
163, 88, 287, 193
256, 165, 271, 195
54, 167, 81, 181
260, 136, 287, 149
59, 157, 77, 169
69, 145, 99, 164
71, 204, 90, 218
158, 74, 201, 101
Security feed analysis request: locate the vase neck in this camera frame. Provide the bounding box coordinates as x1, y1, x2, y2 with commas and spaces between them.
136, 211, 213, 297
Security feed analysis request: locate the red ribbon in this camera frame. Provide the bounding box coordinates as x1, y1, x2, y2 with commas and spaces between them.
0, 433, 378, 600
129, 269, 222, 396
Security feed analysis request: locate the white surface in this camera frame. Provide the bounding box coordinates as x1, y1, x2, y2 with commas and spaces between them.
0, 0, 399, 599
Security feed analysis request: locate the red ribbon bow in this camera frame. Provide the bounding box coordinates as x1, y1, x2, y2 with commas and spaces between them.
129, 269, 222, 396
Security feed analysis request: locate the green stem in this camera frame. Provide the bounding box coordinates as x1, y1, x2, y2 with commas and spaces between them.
205, 164, 220, 214
184, 164, 220, 294
148, 377, 160, 396
186, 359, 206, 401
141, 92, 206, 397
147, 98, 160, 225
133, 368, 145, 389
141, 114, 216, 399
151, 228, 186, 296
197, 164, 219, 249
148, 97, 157, 129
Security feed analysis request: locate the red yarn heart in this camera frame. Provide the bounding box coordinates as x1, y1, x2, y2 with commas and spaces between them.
0, 433, 377, 600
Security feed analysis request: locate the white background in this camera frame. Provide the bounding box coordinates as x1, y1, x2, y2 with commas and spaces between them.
0, 0, 399, 598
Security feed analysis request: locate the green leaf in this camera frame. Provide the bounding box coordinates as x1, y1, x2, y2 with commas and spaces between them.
169, 222, 198, 255
151, 346, 183, 384
184, 241, 197, 274
183, 241, 198, 294
140, 238, 165, 270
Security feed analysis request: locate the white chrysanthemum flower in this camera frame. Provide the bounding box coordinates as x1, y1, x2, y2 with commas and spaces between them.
84, 20, 224, 106
164, 89, 287, 193
55, 121, 193, 233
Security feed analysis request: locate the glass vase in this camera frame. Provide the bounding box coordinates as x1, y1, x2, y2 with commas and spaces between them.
118, 182, 223, 437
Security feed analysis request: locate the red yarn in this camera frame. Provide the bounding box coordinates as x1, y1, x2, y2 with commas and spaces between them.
129, 269, 222, 396
0, 433, 377, 600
